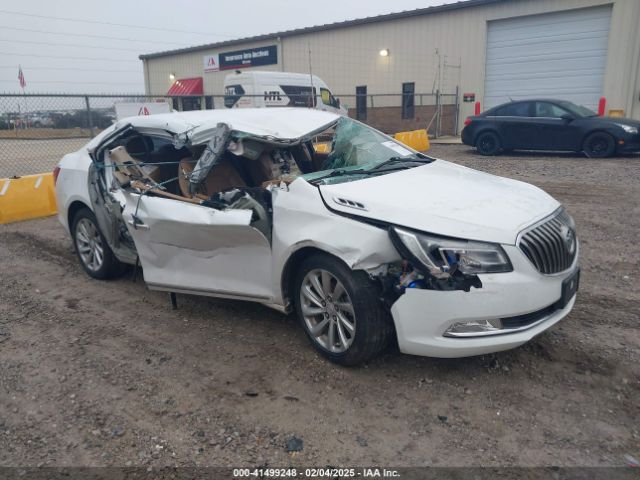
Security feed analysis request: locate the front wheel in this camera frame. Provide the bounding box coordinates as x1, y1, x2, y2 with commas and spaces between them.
294, 254, 391, 366
475, 131, 501, 156
583, 132, 615, 158
72, 208, 125, 279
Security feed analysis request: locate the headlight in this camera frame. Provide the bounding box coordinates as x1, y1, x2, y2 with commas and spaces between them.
389, 227, 513, 276
616, 123, 638, 134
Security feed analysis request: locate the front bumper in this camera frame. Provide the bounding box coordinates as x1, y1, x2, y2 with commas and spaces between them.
616, 131, 640, 154
389, 244, 578, 358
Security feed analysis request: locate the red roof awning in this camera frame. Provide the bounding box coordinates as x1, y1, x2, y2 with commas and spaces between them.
167, 77, 203, 96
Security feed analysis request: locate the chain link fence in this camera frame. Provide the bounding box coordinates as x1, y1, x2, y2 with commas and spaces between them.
0, 91, 458, 178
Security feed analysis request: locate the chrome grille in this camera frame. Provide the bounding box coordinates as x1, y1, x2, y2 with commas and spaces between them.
518, 209, 577, 274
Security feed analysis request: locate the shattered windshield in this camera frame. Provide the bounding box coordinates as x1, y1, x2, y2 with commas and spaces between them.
303, 117, 432, 185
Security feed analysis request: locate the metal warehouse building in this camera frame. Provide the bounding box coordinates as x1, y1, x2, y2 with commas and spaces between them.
140, 0, 640, 134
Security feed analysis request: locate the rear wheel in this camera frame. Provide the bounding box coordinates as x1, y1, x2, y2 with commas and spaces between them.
294, 254, 391, 366
583, 132, 615, 158
72, 208, 124, 279
476, 131, 501, 156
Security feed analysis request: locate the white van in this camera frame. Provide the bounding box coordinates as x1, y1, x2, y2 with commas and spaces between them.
224, 71, 347, 115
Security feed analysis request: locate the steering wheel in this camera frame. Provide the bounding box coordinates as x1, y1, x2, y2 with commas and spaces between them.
125, 135, 152, 163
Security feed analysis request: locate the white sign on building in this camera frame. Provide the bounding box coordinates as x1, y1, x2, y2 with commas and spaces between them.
203, 54, 220, 72
114, 102, 171, 120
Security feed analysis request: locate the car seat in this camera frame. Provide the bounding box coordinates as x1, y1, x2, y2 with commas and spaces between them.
178, 158, 246, 198
110, 145, 162, 186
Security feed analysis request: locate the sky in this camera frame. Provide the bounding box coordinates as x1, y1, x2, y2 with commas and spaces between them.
0, 0, 458, 94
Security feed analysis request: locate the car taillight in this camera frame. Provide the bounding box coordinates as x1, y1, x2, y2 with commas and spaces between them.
464, 117, 472, 126
53, 165, 61, 185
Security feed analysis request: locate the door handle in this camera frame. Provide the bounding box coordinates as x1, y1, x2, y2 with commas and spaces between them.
128, 217, 150, 230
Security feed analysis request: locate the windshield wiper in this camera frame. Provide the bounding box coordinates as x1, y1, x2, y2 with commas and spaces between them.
310, 165, 411, 183
371, 155, 433, 170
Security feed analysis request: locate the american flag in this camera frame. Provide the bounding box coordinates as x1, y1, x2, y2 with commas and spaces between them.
18, 66, 26, 89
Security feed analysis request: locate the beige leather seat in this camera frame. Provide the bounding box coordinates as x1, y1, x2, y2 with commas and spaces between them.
110, 145, 162, 185
245, 152, 279, 186
178, 157, 246, 198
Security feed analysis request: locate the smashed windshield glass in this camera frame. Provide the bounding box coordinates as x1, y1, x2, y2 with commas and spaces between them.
303, 117, 432, 184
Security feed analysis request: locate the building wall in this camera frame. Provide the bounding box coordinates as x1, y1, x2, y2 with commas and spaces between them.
143, 0, 640, 125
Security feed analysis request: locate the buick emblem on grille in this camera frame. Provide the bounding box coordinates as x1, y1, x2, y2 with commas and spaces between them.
561, 225, 576, 255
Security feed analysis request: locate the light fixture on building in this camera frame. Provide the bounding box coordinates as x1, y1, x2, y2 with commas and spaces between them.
379, 48, 389, 57
169, 73, 176, 80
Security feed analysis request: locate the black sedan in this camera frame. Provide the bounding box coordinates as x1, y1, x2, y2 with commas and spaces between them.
461, 99, 640, 158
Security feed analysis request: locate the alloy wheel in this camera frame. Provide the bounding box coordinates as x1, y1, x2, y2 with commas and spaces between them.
588, 137, 607, 155
480, 137, 495, 153
75, 218, 105, 272
300, 269, 356, 353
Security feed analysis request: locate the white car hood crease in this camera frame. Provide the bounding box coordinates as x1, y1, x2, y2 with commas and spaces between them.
318, 160, 560, 245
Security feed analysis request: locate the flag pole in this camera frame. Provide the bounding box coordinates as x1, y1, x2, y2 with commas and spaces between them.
22, 86, 27, 129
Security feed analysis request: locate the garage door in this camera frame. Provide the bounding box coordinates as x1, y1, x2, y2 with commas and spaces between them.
484, 6, 612, 110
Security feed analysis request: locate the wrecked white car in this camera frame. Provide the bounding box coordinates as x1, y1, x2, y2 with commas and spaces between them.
54, 108, 579, 365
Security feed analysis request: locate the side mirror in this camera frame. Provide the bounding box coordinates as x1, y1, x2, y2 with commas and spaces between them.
560, 113, 575, 121
336, 98, 341, 108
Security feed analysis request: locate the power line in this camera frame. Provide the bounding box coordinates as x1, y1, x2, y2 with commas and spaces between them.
0, 24, 194, 46
0, 9, 235, 38
0, 51, 140, 63
0, 38, 146, 53
0, 65, 141, 73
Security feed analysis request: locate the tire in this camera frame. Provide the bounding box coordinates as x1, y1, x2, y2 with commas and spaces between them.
476, 131, 501, 156
71, 208, 124, 279
583, 132, 615, 158
294, 253, 391, 366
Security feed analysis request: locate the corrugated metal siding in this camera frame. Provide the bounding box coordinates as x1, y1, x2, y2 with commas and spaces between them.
484, 6, 612, 110
143, 0, 640, 122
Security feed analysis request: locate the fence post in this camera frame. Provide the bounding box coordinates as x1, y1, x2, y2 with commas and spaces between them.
453, 85, 460, 136
435, 89, 441, 138
84, 96, 95, 138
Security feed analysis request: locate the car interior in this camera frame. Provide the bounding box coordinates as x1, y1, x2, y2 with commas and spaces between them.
102, 129, 333, 240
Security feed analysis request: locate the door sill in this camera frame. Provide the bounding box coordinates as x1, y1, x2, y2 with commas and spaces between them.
147, 283, 273, 303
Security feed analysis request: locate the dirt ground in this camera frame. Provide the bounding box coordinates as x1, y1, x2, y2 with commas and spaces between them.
0, 144, 638, 468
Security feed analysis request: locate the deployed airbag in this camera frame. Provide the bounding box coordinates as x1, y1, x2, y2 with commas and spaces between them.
189, 123, 232, 192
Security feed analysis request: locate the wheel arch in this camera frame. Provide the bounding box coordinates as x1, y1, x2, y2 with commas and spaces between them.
280, 246, 351, 313
67, 200, 92, 232
474, 128, 502, 146
580, 128, 617, 147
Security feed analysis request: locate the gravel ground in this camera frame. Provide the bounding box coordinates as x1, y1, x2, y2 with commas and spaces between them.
0, 144, 638, 468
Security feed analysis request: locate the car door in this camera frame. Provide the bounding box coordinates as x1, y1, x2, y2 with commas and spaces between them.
533, 101, 579, 151
489, 101, 536, 150
122, 193, 273, 300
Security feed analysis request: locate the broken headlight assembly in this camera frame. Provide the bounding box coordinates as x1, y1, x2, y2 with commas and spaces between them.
389, 227, 513, 278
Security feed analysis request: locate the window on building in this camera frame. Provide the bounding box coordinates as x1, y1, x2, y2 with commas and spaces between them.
356, 86, 367, 121
181, 96, 202, 111
493, 102, 532, 117
205, 96, 215, 110
402, 82, 415, 119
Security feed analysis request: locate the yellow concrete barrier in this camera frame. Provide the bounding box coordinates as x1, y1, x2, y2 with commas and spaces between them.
394, 129, 430, 152
0, 173, 57, 224
313, 142, 331, 154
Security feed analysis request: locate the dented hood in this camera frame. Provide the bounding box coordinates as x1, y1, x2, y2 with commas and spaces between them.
318, 160, 560, 245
